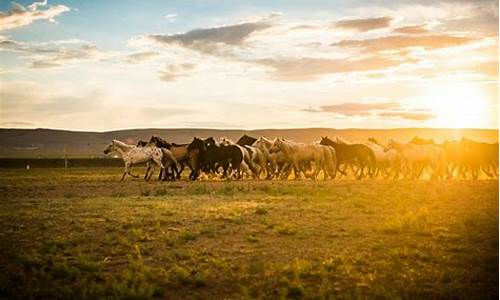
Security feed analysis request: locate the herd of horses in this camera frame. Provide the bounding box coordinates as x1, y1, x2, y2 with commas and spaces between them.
103, 134, 499, 181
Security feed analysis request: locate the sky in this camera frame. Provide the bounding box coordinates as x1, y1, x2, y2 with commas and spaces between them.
0, 0, 498, 131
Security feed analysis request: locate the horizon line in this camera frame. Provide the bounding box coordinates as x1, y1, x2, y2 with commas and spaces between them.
0, 126, 498, 134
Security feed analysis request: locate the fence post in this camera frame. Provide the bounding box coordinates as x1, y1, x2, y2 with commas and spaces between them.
64, 145, 68, 169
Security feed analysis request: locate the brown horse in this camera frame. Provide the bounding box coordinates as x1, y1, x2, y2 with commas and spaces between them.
148, 136, 193, 180
320, 136, 376, 179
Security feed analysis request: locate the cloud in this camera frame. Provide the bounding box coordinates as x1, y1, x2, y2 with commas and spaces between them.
439, 1, 498, 36
303, 101, 435, 121
334, 17, 393, 32
0, 36, 105, 68
141, 20, 272, 55
255, 56, 407, 81
378, 111, 435, 121
28, 44, 101, 68
0, 0, 70, 32
165, 13, 177, 23
124, 51, 159, 64
393, 24, 429, 34
331, 34, 478, 52
304, 102, 400, 116
159, 63, 196, 82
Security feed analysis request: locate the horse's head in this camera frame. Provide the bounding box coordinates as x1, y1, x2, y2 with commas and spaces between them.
149, 135, 170, 148
320, 136, 333, 147
269, 138, 284, 153
204, 137, 217, 148
188, 137, 206, 152
384, 139, 398, 152
103, 140, 116, 154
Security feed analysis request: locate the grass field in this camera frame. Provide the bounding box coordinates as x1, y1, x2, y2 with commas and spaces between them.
0, 167, 498, 299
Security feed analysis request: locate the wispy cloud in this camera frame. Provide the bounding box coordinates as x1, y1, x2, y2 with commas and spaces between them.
393, 24, 429, 34
165, 13, 177, 23
303, 101, 435, 121
0, 0, 70, 32
334, 17, 393, 32
331, 34, 478, 52
124, 51, 159, 64
0, 36, 105, 68
255, 56, 407, 81
159, 63, 196, 82
378, 111, 435, 121
139, 20, 272, 56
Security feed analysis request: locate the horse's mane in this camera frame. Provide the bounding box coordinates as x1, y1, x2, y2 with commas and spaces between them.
333, 136, 351, 144
367, 137, 382, 146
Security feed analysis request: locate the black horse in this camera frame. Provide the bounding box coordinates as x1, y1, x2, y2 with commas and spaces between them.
237, 134, 257, 146
320, 136, 376, 179
188, 137, 243, 179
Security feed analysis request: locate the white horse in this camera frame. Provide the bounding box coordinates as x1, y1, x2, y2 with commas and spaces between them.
254, 137, 282, 179
384, 140, 446, 179
269, 138, 336, 180
103, 139, 176, 181
366, 139, 401, 179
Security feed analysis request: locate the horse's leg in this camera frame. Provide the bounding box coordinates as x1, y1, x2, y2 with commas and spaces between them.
121, 163, 128, 181
176, 162, 185, 180
144, 162, 151, 180
147, 164, 156, 181
357, 165, 365, 180
126, 162, 139, 179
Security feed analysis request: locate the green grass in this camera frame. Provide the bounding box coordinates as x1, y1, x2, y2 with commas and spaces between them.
0, 167, 498, 299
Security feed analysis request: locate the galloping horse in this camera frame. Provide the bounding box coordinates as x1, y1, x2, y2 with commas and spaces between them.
148, 136, 192, 180
366, 138, 401, 179
385, 140, 446, 179
269, 138, 336, 180
460, 138, 499, 178
320, 137, 376, 179
104, 139, 176, 181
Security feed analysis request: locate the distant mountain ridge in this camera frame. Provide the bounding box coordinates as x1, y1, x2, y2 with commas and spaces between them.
0, 127, 497, 158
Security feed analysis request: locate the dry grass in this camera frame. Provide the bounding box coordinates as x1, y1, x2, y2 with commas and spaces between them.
0, 167, 498, 299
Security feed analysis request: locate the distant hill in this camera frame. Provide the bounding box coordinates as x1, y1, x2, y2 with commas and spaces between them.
0, 127, 497, 158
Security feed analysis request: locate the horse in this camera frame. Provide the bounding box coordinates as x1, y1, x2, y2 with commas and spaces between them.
254, 136, 286, 179
219, 137, 257, 178
320, 137, 376, 179
187, 137, 244, 180
366, 138, 401, 179
186, 137, 207, 180
460, 138, 499, 178
103, 139, 176, 181
201, 137, 244, 179
384, 140, 446, 179
269, 138, 336, 180
148, 136, 193, 180
237, 134, 257, 146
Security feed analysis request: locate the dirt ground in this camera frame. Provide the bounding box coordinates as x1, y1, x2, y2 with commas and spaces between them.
0, 167, 498, 299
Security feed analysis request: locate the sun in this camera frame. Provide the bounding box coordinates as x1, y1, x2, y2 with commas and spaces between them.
419, 83, 493, 128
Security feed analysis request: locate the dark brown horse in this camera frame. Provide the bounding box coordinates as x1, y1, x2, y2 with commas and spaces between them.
188, 137, 244, 179
320, 136, 376, 179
